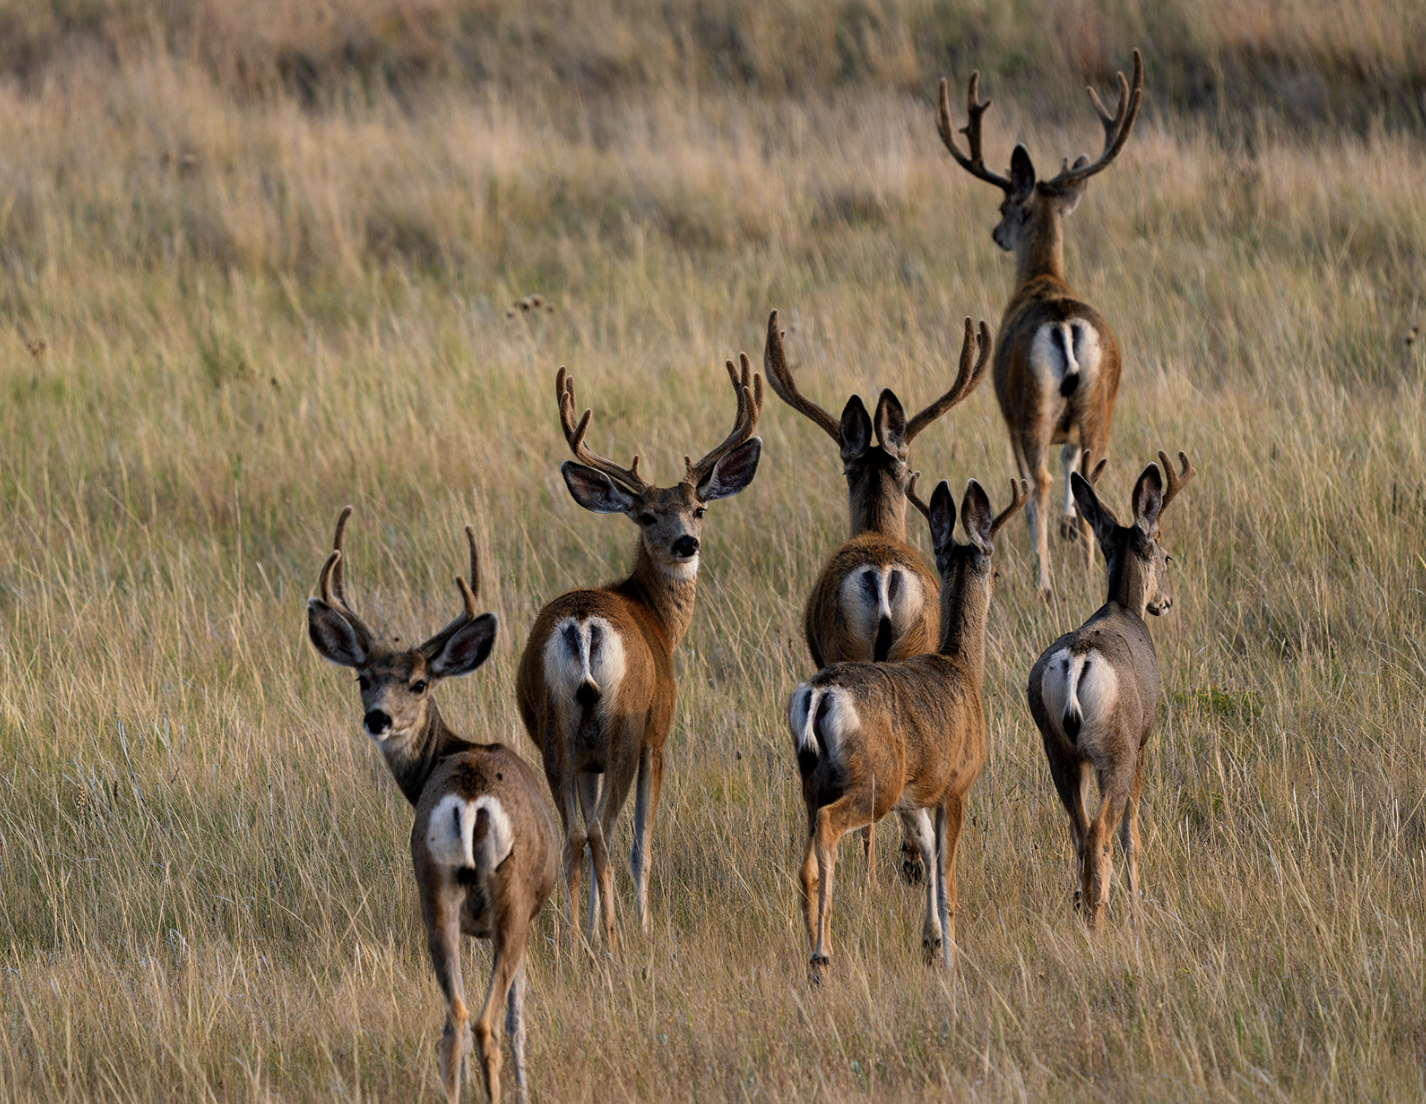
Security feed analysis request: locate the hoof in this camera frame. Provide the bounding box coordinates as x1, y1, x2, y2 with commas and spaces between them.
1059, 515, 1080, 541
1073, 888, 1082, 913
920, 936, 942, 965
899, 841, 925, 886
808, 953, 830, 984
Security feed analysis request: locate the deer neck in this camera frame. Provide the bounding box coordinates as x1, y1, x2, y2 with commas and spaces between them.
1106, 552, 1153, 621
936, 559, 990, 685
379, 703, 471, 807
1013, 208, 1067, 291
616, 542, 699, 649
848, 468, 908, 540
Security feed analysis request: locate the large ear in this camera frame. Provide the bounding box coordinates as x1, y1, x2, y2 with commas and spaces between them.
872, 389, 907, 455
839, 395, 872, 462
427, 613, 498, 680
561, 461, 637, 514
307, 599, 367, 668
1071, 471, 1119, 549
1010, 144, 1036, 200
927, 479, 956, 555
960, 479, 995, 553
1131, 462, 1164, 532
697, 437, 761, 501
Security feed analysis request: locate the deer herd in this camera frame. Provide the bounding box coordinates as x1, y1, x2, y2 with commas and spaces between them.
305, 51, 1196, 1104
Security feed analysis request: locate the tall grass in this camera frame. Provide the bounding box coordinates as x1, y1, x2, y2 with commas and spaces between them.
1, 35, 1425, 1104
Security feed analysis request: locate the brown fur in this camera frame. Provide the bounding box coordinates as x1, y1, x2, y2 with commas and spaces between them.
1026, 450, 1194, 929
788, 477, 1027, 979
306, 510, 558, 1104
516, 359, 762, 953
937, 52, 1143, 595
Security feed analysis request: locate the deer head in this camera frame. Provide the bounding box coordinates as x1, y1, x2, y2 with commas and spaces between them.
1071, 449, 1194, 617
554, 357, 763, 580
307, 507, 498, 743
764, 310, 991, 537
938, 51, 1142, 261
909, 473, 1029, 580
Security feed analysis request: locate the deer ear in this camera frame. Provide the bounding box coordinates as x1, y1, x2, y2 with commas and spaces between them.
307, 599, 366, 668
561, 462, 637, 514
427, 613, 498, 679
839, 395, 872, 462
1071, 472, 1118, 549
1131, 462, 1164, 532
872, 389, 907, 454
928, 479, 956, 553
1010, 144, 1036, 199
960, 479, 995, 553
698, 437, 761, 501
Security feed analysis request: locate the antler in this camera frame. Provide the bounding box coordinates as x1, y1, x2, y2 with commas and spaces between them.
905, 319, 993, 442
937, 73, 1014, 192
685, 352, 764, 487
905, 471, 932, 521
1157, 449, 1195, 513
316, 506, 375, 651
763, 310, 840, 442
988, 478, 1031, 539
1079, 448, 1109, 487
555, 366, 653, 495
419, 524, 484, 659
1039, 49, 1143, 192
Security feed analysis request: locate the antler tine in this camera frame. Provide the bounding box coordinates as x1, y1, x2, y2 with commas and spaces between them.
1080, 449, 1109, 487
988, 478, 1031, 539
1157, 449, 1196, 513
687, 352, 763, 487
762, 309, 840, 442
462, 524, 480, 608
317, 506, 375, 649
905, 319, 993, 442
419, 525, 487, 659
554, 366, 652, 494
905, 471, 932, 521
937, 74, 1014, 192
1041, 48, 1144, 192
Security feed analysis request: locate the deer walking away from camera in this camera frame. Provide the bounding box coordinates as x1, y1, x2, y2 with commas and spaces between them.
307, 508, 558, 1104
789, 474, 1027, 980
937, 50, 1143, 595
764, 309, 991, 884
1028, 450, 1193, 929
516, 358, 763, 953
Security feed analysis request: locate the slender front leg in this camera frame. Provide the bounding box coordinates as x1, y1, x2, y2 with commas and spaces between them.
899, 808, 931, 886
798, 824, 819, 954
1119, 743, 1147, 918
913, 808, 941, 961
473, 928, 528, 1104
630, 745, 665, 932
938, 794, 965, 971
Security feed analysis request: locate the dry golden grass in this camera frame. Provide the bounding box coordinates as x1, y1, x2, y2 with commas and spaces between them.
1, 32, 1425, 1104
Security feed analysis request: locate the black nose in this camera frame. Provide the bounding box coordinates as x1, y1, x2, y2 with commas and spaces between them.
364, 710, 392, 736
672, 535, 699, 558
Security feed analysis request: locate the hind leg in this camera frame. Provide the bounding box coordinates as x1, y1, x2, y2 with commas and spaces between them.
899, 808, 930, 886
1017, 433, 1055, 596
810, 795, 864, 982
630, 744, 664, 932
1119, 743, 1147, 919
576, 773, 603, 947
505, 961, 529, 1104
473, 924, 528, 1104
1058, 442, 1083, 542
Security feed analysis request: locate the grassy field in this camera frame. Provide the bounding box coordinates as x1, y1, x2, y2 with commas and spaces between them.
1, 6, 1425, 1101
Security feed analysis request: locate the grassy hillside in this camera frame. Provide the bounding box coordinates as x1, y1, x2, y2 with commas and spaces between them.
1, 15, 1425, 1104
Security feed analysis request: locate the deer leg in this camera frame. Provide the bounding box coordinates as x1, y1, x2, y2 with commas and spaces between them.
900, 808, 931, 887
1120, 744, 1147, 917
1058, 442, 1083, 542
861, 824, 875, 884
422, 884, 469, 1104
576, 773, 603, 947
1082, 769, 1131, 931
937, 795, 965, 971
505, 960, 529, 1104
915, 809, 941, 961
589, 755, 638, 956
810, 796, 859, 982
473, 927, 528, 1104
558, 782, 587, 955
1045, 750, 1093, 912
798, 816, 819, 954
630, 744, 665, 933
1020, 435, 1054, 595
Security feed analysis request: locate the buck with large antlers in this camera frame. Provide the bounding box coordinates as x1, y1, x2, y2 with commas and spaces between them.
789, 473, 1027, 980
307, 508, 558, 1104
764, 309, 991, 883
937, 50, 1143, 595
1028, 450, 1193, 929
516, 357, 762, 953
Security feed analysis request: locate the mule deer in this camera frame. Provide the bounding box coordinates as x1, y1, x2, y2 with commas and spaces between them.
789, 474, 1027, 979
937, 50, 1143, 595
307, 508, 558, 1104
1027, 450, 1193, 929
516, 358, 762, 953
764, 309, 991, 883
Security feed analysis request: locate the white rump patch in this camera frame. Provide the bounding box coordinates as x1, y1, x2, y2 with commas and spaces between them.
1030, 320, 1102, 397
788, 684, 860, 768
542, 616, 627, 709
837, 565, 924, 656
427, 794, 514, 871
788, 684, 817, 761
1040, 647, 1119, 747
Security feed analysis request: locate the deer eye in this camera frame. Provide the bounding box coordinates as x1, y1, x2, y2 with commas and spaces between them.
638, 513, 656, 526
694, 507, 706, 519
411, 680, 427, 695
357, 676, 370, 691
